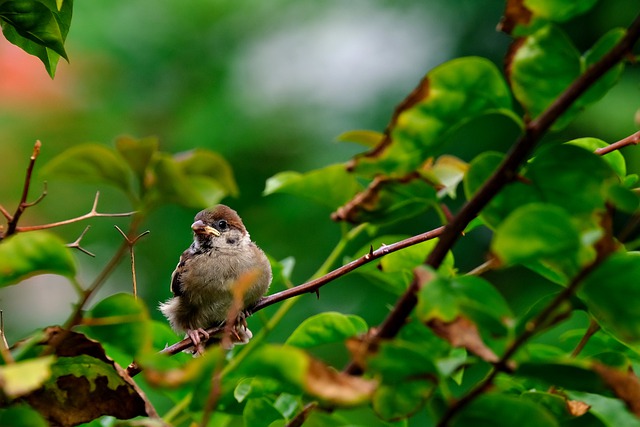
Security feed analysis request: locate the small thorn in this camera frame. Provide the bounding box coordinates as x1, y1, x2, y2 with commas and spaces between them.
315, 289, 320, 299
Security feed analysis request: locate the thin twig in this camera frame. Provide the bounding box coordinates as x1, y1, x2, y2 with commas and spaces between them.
570, 319, 601, 358
0, 205, 12, 221
595, 130, 640, 156
4, 141, 43, 237
253, 226, 446, 312
200, 372, 222, 427
0, 311, 14, 364
66, 226, 95, 257
286, 402, 319, 427
64, 215, 143, 331
16, 191, 136, 232
115, 225, 150, 299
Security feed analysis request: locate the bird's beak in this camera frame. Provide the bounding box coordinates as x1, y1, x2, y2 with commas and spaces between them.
191, 220, 221, 236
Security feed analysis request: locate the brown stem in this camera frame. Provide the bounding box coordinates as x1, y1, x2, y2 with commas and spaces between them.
286, 402, 319, 427
115, 226, 150, 299
570, 319, 601, 358
200, 368, 223, 427
367, 10, 640, 356
64, 215, 144, 330
16, 191, 136, 232
4, 141, 43, 237
253, 226, 445, 312
595, 130, 640, 156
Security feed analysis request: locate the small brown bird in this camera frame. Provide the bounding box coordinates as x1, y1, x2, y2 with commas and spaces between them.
160, 205, 272, 354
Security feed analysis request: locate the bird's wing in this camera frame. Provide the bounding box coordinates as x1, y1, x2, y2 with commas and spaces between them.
170, 258, 185, 297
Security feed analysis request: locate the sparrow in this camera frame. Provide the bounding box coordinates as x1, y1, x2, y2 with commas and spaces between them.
160, 205, 272, 354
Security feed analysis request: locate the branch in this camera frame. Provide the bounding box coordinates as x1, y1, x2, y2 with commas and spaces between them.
115, 226, 150, 299
66, 226, 96, 257
364, 10, 640, 351
64, 215, 143, 331
253, 225, 445, 312
4, 141, 43, 237
436, 259, 603, 426
595, 130, 640, 155
124, 225, 446, 377
16, 191, 136, 232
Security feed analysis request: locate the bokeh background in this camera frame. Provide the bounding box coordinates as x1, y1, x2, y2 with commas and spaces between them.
1, 0, 639, 365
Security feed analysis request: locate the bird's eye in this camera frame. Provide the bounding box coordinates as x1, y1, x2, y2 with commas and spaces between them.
217, 220, 228, 230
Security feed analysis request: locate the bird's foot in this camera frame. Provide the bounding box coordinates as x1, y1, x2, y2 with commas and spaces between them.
186, 328, 210, 355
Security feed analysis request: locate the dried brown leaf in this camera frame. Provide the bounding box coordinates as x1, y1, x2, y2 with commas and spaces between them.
347, 77, 430, 170
428, 317, 499, 363
566, 399, 590, 417
21, 326, 158, 426
592, 362, 640, 416
305, 358, 377, 406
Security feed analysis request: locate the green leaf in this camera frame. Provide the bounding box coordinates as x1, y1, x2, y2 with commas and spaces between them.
524, 0, 598, 22
243, 398, 284, 427
264, 164, 362, 209
0, 405, 48, 427
368, 338, 439, 381
351, 56, 521, 176
568, 392, 640, 427
286, 312, 368, 348
115, 135, 159, 182
508, 25, 625, 130
0, 355, 55, 398
373, 381, 434, 421
516, 361, 606, 392
381, 238, 454, 275
492, 204, 581, 266
41, 143, 133, 196
175, 148, 239, 197
580, 29, 626, 107
508, 25, 580, 129
0, 0, 73, 78
451, 393, 560, 427
567, 137, 626, 177
0, 231, 76, 287
144, 153, 204, 208
464, 151, 533, 228
580, 253, 640, 346
416, 272, 512, 335
239, 345, 375, 406
336, 129, 384, 148
333, 175, 438, 225
82, 293, 152, 363
527, 144, 615, 216
607, 184, 639, 214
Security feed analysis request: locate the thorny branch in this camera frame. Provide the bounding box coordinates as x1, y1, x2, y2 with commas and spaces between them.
67, 226, 95, 257
2, 141, 44, 238
16, 191, 136, 232
125, 225, 446, 376
127, 14, 640, 380
115, 226, 150, 299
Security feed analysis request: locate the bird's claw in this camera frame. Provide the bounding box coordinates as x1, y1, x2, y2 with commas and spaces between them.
187, 328, 210, 355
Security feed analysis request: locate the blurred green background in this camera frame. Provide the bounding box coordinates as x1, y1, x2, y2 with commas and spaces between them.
0, 0, 638, 364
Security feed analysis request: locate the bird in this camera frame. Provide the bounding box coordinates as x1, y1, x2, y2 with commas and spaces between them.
160, 205, 272, 354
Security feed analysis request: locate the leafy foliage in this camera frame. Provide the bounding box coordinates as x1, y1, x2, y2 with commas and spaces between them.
2, 1, 640, 426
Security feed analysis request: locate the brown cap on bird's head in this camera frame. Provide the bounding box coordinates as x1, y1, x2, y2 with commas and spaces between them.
191, 205, 247, 236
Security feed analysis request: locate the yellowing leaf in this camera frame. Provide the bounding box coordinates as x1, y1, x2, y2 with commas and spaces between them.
0, 356, 55, 399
